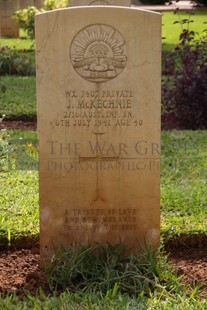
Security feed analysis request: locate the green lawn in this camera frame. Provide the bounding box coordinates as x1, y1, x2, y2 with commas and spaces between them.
0, 29, 34, 50
0, 76, 36, 119
161, 130, 207, 239
162, 11, 207, 49
1, 289, 206, 309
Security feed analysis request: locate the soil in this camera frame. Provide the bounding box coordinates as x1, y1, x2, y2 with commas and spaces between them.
0, 235, 207, 298
1, 120, 207, 298
0, 247, 51, 299
0, 120, 37, 131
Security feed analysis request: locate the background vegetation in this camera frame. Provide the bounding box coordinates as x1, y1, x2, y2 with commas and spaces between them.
0, 76, 36, 119
162, 11, 207, 50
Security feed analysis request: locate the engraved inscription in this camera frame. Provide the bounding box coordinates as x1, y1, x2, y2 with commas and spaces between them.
55, 89, 143, 128
70, 24, 127, 83
64, 208, 137, 232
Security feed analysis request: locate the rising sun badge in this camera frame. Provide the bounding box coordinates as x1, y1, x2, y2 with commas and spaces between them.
70, 24, 127, 83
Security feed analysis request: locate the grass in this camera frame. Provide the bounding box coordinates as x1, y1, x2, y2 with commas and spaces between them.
162, 11, 207, 50
1, 290, 207, 309
0, 76, 36, 119
0, 130, 38, 247
161, 130, 207, 239
0, 29, 34, 51
45, 243, 181, 296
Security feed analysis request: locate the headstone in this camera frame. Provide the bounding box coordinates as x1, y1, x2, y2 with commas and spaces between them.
33, 0, 44, 8
19, 0, 44, 9
36, 6, 161, 259
0, 0, 20, 38
0, 0, 44, 38
70, 0, 131, 6
19, 0, 34, 7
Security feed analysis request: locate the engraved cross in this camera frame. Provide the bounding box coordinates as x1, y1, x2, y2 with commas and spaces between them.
79, 132, 119, 202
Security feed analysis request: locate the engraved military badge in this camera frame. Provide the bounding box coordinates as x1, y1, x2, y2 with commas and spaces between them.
70, 24, 127, 83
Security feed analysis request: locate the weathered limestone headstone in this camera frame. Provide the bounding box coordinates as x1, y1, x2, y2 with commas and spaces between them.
33, 0, 44, 7
0, 0, 44, 38
0, 0, 20, 38
70, 0, 131, 6
36, 6, 161, 259
19, 0, 34, 7
19, 0, 44, 8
